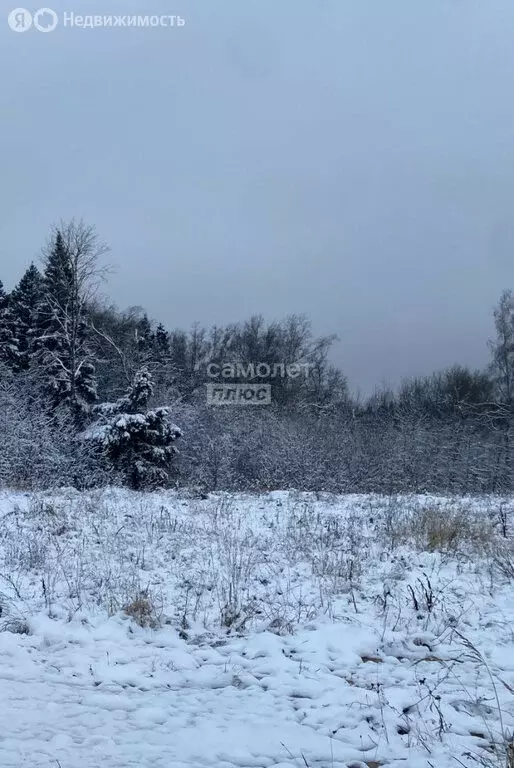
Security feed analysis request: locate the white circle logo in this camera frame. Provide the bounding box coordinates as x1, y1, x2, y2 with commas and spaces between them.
7, 7, 32, 31
33, 7, 58, 31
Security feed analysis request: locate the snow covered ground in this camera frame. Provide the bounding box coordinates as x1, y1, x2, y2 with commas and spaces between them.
0, 488, 513, 768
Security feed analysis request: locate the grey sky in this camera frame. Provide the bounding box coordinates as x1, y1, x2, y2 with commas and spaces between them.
1, 0, 513, 395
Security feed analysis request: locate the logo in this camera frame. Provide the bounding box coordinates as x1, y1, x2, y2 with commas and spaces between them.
34, 7, 58, 31
7, 6, 58, 32
7, 8, 32, 31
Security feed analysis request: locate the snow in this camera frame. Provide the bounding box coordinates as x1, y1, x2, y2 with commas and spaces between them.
0, 488, 513, 767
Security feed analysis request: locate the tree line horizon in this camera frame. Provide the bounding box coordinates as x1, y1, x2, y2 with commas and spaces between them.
1, 219, 513, 494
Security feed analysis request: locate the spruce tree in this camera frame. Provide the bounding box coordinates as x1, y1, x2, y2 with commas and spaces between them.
95, 367, 181, 489
44, 231, 73, 310
154, 323, 170, 360
37, 223, 103, 426
8, 264, 44, 371
135, 313, 153, 366
0, 280, 18, 370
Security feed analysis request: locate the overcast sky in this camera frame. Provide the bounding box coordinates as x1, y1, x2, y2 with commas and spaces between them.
1, 0, 513, 394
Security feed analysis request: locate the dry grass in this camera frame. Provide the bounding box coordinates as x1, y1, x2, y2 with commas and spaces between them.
397, 505, 492, 554
123, 592, 159, 628
488, 540, 514, 581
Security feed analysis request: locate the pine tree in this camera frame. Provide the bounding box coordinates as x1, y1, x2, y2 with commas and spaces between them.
117, 366, 154, 413
135, 313, 153, 366
8, 264, 44, 371
44, 231, 73, 310
95, 367, 181, 489
154, 323, 170, 359
0, 280, 18, 370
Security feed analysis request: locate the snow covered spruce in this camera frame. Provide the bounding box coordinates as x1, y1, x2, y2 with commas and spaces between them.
84, 367, 182, 490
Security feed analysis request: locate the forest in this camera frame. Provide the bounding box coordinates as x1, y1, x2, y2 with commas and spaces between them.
1, 220, 513, 494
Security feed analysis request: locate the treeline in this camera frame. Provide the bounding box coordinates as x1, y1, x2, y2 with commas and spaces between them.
0, 220, 513, 494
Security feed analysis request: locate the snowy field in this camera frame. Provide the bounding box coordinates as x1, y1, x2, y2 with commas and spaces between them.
0, 488, 514, 768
